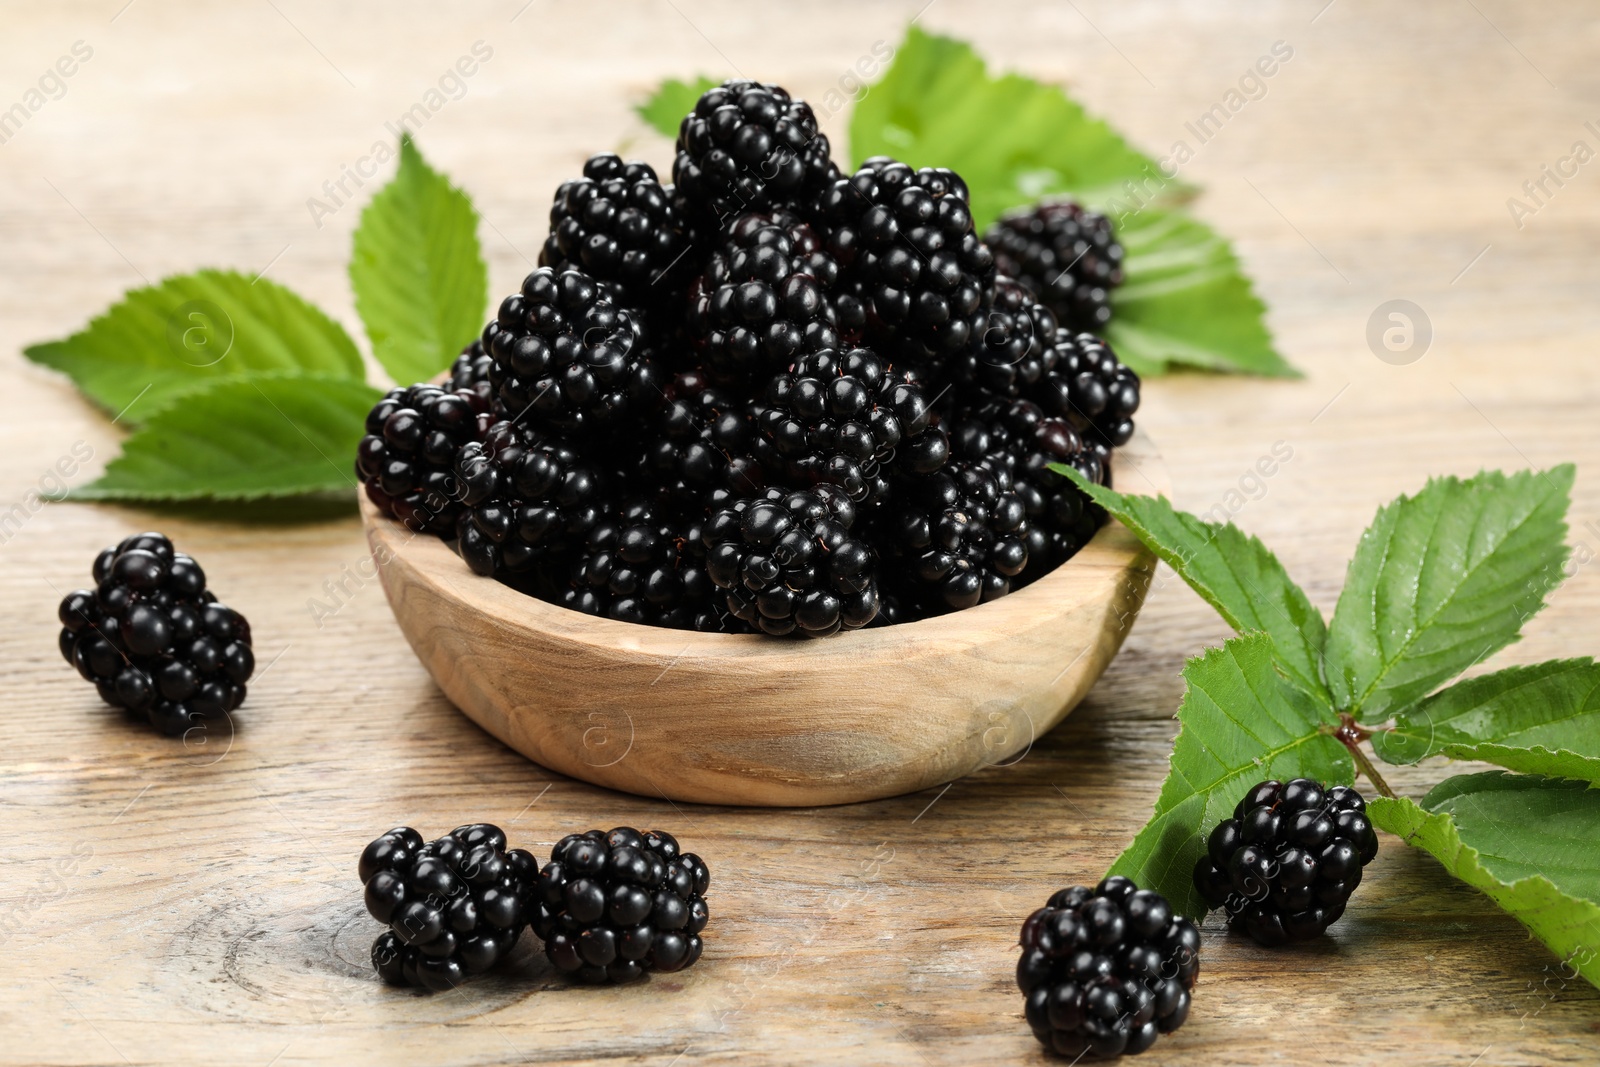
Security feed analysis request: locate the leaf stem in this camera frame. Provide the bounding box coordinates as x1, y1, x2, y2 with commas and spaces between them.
1333, 713, 1396, 799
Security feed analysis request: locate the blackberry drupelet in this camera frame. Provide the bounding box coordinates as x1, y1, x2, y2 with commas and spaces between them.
874, 460, 1030, 612
357, 382, 497, 536
483, 267, 663, 434
754, 347, 946, 505
948, 277, 1061, 401
1193, 778, 1379, 946
539, 154, 693, 303
561, 500, 727, 632
704, 486, 879, 637
454, 421, 611, 580
361, 824, 538, 991
533, 827, 711, 983
814, 157, 994, 366
985, 201, 1125, 333
1017, 876, 1200, 1059
686, 210, 845, 385
1030, 329, 1141, 455
57, 533, 254, 736
672, 80, 836, 225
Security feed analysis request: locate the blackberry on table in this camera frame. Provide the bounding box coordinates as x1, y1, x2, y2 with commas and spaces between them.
454, 421, 611, 580
754, 347, 946, 505
361, 824, 538, 991
672, 80, 836, 226
1030, 329, 1141, 454
533, 827, 711, 984
686, 209, 846, 385
57, 533, 254, 736
540, 154, 694, 304
483, 267, 663, 434
1017, 876, 1199, 1059
357, 382, 497, 536
1193, 778, 1379, 946
814, 157, 994, 366
985, 201, 1124, 333
704, 486, 879, 637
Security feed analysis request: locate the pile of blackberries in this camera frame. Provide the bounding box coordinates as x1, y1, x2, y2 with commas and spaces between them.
57, 533, 255, 735
359, 824, 710, 991
357, 79, 1140, 636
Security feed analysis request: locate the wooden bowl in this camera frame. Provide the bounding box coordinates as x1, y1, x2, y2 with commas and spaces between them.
363, 430, 1165, 807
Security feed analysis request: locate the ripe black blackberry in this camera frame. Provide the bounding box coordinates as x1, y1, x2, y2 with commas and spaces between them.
672, 80, 836, 225
754, 347, 947, 505
644, 370, 762, 505
949, 399, 1102, 578
483, 267, 663, 434
57, 533, 254, 736
704, 486, 879, 637
985, 201, 1125, 333
814, 157, 994, 366
561, 500, 728, 632
948, 277, 1060, 400
686, 210, 846, 385
1018, 876, 1199, 1059
533, 827, 711, 984
454, 421, 612, 580
357, 382, 497, 536
539, 154, 694, 304
1030, 329, 1141, 454
448, 338, 495, 405
360, 824, 538, 992
873, 461, 1030, 613
1193, 778, 1379, 946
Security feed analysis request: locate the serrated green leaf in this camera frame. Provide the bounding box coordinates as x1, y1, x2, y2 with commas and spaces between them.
636, 76, 718, 139
75, 376, 380, 501
22, 270, 364, 423
1104, 209, 1296, 378
1370, 774, 1600, 989
350, 134, 487, 386
1374, 660, 1600, 784
1107, 634, 1352, 918
1324, 466, 1574, 722
1059, 468, 1329, 705
850, 25, 1190, 230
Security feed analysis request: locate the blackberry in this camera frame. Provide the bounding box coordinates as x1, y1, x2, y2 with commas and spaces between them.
874, 461, 1030, 613
672, 80, 836, 226
539, 154, 693, 304
454, 421, 611, 580
814, 157, 994, 366
947, 277, 1060, 401
357, 382, 497, 536
949, 399, 1102, 578
447, 338, 494, 405
532, 827, 711, 983
483, 267, 663, 434
704, 487, 879, 637
1030, 329, 1141, 454
754, 347, 946, 505
644, 370, 762, 505
360, 824, 538, 991
1193, 778, 1378, 946
561, 501, 727, 632
686, 210, 845, 385
1018, 877, 1199, 1059
57, 533, 254, 736
985, 201, 1124, 333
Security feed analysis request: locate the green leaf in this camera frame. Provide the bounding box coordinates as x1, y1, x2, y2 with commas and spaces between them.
1324, 466, 1574, 722
1059, 469, 1330, 706
1370, 773, 1600, 989
850, 25, 1189, 230
1374, 659, 1600, 785
349, 134, 487, 386
1104, 209, 1296, 378
75, 376, 380, 501
22, 270, 364, 423
1107, 634, 1352, 917
636, 76, 718, 139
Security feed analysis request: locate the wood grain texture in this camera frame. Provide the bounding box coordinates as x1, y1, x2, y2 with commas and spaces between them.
363, 433, 1161, 807
2, 1, 1599, 1064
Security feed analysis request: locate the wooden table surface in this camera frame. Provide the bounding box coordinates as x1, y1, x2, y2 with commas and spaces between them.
3, 2, 1598, 1064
